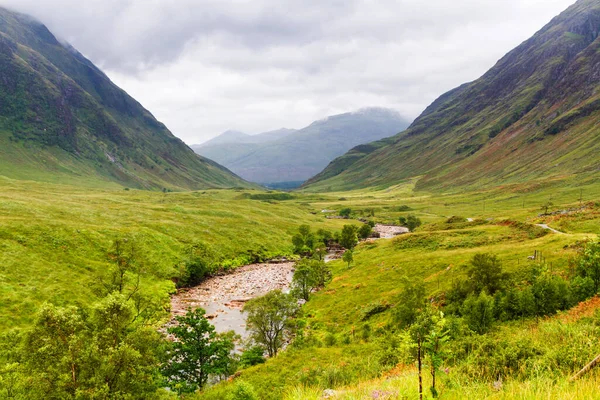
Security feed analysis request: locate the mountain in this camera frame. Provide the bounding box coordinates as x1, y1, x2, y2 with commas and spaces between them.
304, 0, 600, 192
0, 7, 250, 190
193, 108, 410, 187
195, 128, 297, 148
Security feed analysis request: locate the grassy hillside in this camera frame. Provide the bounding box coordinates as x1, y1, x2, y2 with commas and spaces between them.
0, 7, 248, 190
194, 108, 410, 186
196, 178, 600, 399
304, 0, 600, 193
0, 177, 351, 329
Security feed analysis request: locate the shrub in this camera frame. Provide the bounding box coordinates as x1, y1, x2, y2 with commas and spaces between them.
227, 381, 258, 400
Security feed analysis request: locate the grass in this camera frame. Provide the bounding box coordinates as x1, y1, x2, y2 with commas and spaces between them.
0, 177, 350, 329
194, 178, 600, 400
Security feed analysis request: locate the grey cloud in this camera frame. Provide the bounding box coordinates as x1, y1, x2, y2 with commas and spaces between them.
0, 0, 576, 143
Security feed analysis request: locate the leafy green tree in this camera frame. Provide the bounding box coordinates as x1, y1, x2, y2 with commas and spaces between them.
339, 225, 359, 250
423, 310, 449, 398
343, 250, 354, 269
577, 240, 600, 292
227, 381, 258, 400
339, 208, 352, 218
407, 306, 433, 400
291, 259, 331, 301
394, 277, 427, 328
358, 223, 373, 239
239, 346, 265, 368
400, 214, 422, 232
461, 291, 494, 334
17, 295, 166, 399
316, 229, 333, 247
571, 276, 596, 303
292, 225, 316, 255
467, 253, 509, 295
163, 308, 236, 394
291, 261, 317, 301
541, 201, 554, 215
243, 291, 298, 357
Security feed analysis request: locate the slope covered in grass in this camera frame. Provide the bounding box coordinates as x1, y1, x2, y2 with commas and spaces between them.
0, 7, 248, 190
0, 178, 350, 329
305, 0, 600, 193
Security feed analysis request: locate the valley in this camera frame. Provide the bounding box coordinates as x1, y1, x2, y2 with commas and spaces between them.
1, 0, 600, 399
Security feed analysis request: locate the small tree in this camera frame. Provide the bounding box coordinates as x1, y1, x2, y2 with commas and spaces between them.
541, 201, 554, 215
577, 240, 600, 292
291, 259, 331, 301
292, 225, 316, 255
467, 253, 509, 295
358, 223, 372, 239
343, 250, 354, 269
400, 215, 422, 232
243, 291, 298, 357
339, 225, 359, 250
394, 277, 427, 328
339, 208, 352, 218
461, 291, 494, 334
163, 308, 236, 394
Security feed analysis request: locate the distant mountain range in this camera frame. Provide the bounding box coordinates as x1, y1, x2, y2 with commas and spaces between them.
192, 108, 410, 187
304, 0, 600, 192
0, 7, 249, 190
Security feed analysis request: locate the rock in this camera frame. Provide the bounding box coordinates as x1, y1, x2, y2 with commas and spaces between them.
322, 389, 336, 398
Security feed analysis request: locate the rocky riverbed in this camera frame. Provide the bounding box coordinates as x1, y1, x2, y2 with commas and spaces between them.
373, 224, 409, 238
167, 261, 295, 339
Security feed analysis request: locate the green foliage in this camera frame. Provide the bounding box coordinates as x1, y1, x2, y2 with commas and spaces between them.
292, 225, 316, 255
339, 225, 359, 250
2, 295, 166, 399
243, 291, 298, 357
400, 214, 422, 232
226, 381, 258, 400
339, 208, 352, 218
466, 253, 509, 295
461, 291, 495, 334
360, 301, 390, 321
239, 347, 266, 369
179, 242, 220, 287
248, 193, 294, 201
342, 250, 354, 268
358, 223, 372, 239
577, 240, 600, 292
163, 308, 236, 394
291, 259, 331, 301
393, 277, 427, 328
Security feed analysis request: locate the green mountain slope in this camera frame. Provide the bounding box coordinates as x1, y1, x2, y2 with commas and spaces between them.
0, 7, 249, 190
304, 0, 600, 192
193, 108, 410, 186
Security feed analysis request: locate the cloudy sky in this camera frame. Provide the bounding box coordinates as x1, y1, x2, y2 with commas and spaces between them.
1, 0, 576, 144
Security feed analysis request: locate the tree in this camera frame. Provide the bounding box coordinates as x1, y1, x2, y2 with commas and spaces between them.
541, 200, 554, 215
423, 311, 449, 398
339, 225, 359, 250
467, 253, 509, 295
179, 242, 219, 287
291, 261, 317, 301
244, 291, 298, 357
339, 208, 352, 218
316, 229, 333, 247
18, 295, 166, 399
461, 291, 494, 334
343, 250, 354, 269
393, 277, 426, 328
291, 259, 331, 301
163, 308, 236, 394
400, 215, 422, 232
577, 240, 600, 292
358, 223, 372, 239
292, 225, 316, 255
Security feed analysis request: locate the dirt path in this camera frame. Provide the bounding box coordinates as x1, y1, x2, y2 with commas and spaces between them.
166, 261, 295, 339
536, 223, 564, 234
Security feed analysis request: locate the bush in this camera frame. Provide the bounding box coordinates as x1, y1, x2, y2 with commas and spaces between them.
339, 208, 352, 218
461, 291, 495, 334
239, 346, 265, 368
227, 381, 258, 400
358, 223, 373, 239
